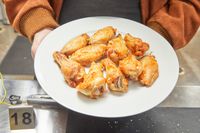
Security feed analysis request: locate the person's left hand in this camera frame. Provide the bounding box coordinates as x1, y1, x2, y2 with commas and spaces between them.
31, 28, 53, 59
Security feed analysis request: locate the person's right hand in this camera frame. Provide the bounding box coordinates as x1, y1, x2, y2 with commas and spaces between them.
31, 28, 53, 59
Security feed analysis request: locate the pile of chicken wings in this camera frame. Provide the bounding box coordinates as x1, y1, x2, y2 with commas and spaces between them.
53, 26, 159, 99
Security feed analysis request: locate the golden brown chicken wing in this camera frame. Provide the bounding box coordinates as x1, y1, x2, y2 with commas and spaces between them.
101, 58, 128, 92
53, 51, 85, 88
138, 55, 159, 86
107, 34, 129, 63
76, 62, 106, 99
70, 44, 107, 66
89, 26, 116, 44
124, 33, 149, 56
119, 54, 143, 80
61, 33, 89, 56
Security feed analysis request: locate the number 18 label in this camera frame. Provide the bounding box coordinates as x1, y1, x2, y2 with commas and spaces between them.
9, 106, 35, 130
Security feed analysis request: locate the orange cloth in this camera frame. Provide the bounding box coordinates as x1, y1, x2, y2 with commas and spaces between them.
141, 0, 200, 49
3, 0, 200, 49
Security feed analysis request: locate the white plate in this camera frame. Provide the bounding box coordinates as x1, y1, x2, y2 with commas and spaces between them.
34, 17, 179, 118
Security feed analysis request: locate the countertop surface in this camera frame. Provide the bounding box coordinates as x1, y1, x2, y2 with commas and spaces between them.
0, 75, 200, 133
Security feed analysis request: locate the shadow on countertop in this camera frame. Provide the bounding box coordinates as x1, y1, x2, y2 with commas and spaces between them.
0, 36, 34, 75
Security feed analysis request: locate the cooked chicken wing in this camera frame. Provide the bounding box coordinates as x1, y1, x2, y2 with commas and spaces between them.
53, 51, 85, 88
138, 55, 159, 86
119, 54, 143, 80
101, 58, 128, 92
70, 44, 107, 66
107, 34, 129, 63
89, 26, 116, 44
76, 62, 106, 99
124, 33, 149, 56
61, 33, 89, 56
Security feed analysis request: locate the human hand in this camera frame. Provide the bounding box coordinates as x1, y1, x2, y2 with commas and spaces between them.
31, 28, 53, 59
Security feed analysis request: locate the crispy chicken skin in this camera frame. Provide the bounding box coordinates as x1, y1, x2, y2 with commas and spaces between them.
53, 51, 85, 88
124, 33, 149, 56
89, 26, 116, 44
101, 58, 128, 92
76, 62, 106, 99
70, 44, 107, 66
119, 54, 143, 80
61, 33, 89, 56
107, 34, 129, 63
139, 55, 159, 86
